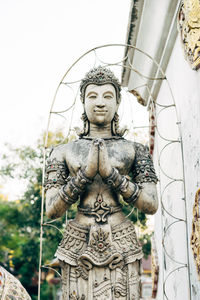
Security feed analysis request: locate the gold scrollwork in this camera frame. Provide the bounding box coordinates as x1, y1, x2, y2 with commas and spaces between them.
178, 0, 200, 70
191, 188, 200, 280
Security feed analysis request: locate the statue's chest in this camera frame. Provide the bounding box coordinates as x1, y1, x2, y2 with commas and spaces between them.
65, 140, 135, 176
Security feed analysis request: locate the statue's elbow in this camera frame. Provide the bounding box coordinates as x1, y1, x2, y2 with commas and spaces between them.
46, 206, 57, 219
46, 203, 61, 220
148, 202, 158, 215
148, 196, 158, 215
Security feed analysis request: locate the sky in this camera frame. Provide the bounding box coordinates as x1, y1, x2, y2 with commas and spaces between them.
0, 0, 149, 198
0, 0, 133, 148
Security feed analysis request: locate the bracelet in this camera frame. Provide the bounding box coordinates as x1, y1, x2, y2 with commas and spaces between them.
59, 169, 93, 205
103, 168, 120, 188
76, 169, 93, 185
115, 175, 129, 193
59, 185, 77, 205
124, 183, 141, 204
103, 167, 130, 194
68, 177, 85, 196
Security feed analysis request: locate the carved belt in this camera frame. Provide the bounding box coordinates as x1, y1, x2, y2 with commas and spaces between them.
78, 194, 122, 223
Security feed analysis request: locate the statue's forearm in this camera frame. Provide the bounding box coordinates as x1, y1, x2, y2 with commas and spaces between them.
103, 167, 158, 215
46, 188, 69, 219
45, 169, 93, 219
133, 182, 158, 214
118, 180, 158, 214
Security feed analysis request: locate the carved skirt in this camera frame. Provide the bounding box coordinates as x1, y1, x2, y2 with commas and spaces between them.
56, 220, 143, 300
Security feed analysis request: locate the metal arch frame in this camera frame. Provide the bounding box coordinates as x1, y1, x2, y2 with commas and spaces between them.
38, 44, 191, 300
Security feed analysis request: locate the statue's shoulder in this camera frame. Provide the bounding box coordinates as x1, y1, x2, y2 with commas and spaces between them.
122, 139, 150, 157
121, 139, 148, 151
132, 141, 151, 160
49, 138, 85, 159
48, 141, 74, 160
133, 141, 149, 151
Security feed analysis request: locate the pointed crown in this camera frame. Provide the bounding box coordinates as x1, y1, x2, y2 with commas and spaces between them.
80, 66, 121, 103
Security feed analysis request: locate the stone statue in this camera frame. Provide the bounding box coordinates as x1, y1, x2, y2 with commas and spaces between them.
44, 66, 158, 300
0, 266, 31, 300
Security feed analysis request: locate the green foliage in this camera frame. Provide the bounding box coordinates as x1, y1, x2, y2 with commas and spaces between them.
140, 233, 152, 259
0, 131, 73, 298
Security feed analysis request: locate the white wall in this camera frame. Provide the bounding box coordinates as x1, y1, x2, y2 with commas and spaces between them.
154, 35, 200, 300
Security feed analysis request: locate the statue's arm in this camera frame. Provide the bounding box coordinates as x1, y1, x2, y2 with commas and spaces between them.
124, 143, 158, 214
102, 142, 158, 215
45, 141, 98, 219
44, 147, 70, 219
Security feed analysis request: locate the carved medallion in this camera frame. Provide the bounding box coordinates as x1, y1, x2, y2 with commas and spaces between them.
78, 194, 121, 223
90, 227, 110, 253
178, 0, 200, 70
191, 189, 200, 280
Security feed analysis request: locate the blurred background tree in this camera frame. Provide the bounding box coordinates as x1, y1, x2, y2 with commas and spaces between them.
0, 130, 151, 299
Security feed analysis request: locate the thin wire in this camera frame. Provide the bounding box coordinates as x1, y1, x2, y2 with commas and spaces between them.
43, 223, 64, 236
94, 53, 129, 66
41, 265, 61, 277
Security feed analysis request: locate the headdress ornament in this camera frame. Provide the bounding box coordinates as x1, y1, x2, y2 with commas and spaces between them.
80, 66, 121, 102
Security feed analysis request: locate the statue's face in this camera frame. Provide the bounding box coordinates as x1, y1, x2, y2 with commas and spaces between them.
84, 84, 118, 126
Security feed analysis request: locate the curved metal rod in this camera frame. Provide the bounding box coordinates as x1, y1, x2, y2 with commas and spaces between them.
50, 84, 76, 114
158, 141, 183, 181
126, 57, 165, 81
51, 98, 76, 114
43, 223, 64, 236
145, 85, 175, 109
162, 78, 192, 300
101, 61, 165, 81
62, 79, 82, 85
131, 83, 147, 90
163, 266, 187, 300
160, 180, 185, 220
38, 147, 46, 300
65, 88, 79, 140
162, 219, 186, 265
94, 53, 129, 66
125, 206, 136, 219
44, 217, 61, 224
41, 265, 61, 277
155, 106, 179, 142
51, 112, 67, 121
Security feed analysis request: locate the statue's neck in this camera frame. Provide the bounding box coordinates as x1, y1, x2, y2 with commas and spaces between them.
88, 123, 113, 138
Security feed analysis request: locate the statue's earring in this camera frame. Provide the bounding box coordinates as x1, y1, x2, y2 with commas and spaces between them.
111, 112, 127, 137
111, 112, 120, 136
75, 112, 90, 137
81, 112, 90, 136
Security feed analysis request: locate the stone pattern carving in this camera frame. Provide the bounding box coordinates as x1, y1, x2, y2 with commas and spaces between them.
178, 0, 200, 70
191, 188, 200, 280
60, 260, 140, 300
78, 194, 122, 223
0, 266, 31, 300
44, 157, 68, 191
80, 66, 121, 102
132, 143, 158, 184
56, 220, 143, 281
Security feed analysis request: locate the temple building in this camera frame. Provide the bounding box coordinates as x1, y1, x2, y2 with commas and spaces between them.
122, 0, 200, 299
